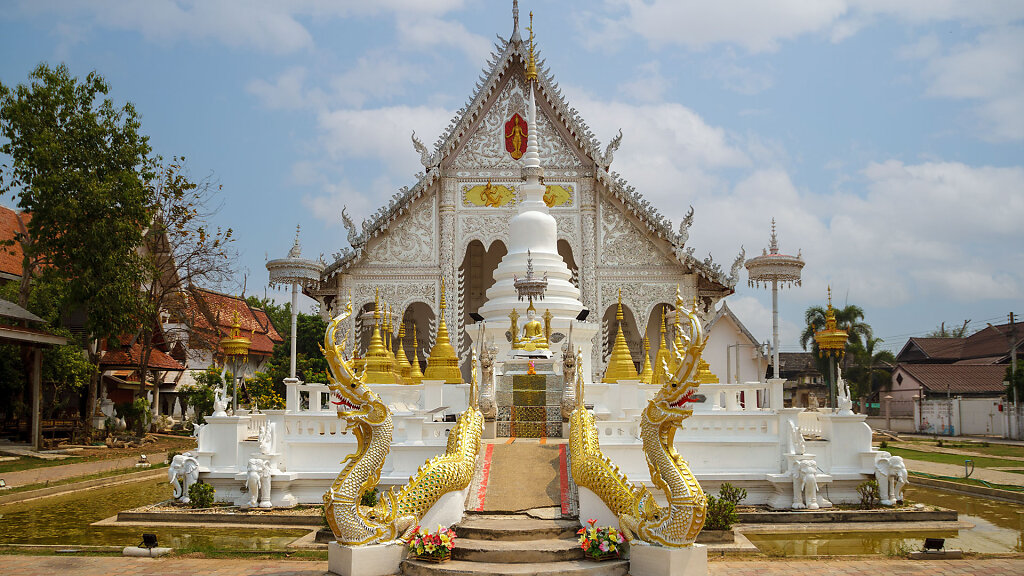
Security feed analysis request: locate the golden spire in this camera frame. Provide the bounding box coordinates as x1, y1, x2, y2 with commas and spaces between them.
363, 288, 397, 384
408, 324, 425, 384
638, 336, 654, 384
395, 320, 413, 383
652, 306, 673, 385
603, 290, 639, 383
670, 286, 687, 374
425, 279, 463, 383
696, 357, 720, 384
525, 11, 537, 82
384, 303, 399, 374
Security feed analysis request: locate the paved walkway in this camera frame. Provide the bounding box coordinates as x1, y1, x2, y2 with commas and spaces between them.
0, 451, 168, 488
3, 555, 1023, 576
903, 457, 1024, 486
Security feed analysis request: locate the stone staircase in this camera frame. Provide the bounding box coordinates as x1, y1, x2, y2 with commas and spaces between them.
401, 513, 628, 576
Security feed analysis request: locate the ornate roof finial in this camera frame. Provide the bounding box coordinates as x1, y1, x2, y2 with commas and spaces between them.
511, 0, 520, 42
769, 218, 778, 254
526, 11, 537, 82
827, 285, 833, 309
374, 288, 381, 322
288, 224, 302, 258
440, 278, 447, 311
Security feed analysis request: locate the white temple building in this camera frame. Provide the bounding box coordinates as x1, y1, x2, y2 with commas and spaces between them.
193, 6, 888, 513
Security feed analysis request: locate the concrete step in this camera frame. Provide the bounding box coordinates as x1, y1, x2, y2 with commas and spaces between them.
453, 537, 584, 563
401, 558, 628, 576
456, 514, 580, 541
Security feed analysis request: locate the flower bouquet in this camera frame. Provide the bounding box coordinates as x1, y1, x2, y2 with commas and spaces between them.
577, 518, 625, 561
408, 525, 457, 563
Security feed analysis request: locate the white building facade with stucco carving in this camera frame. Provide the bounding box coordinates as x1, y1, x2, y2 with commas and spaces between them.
312, 32, 746, 384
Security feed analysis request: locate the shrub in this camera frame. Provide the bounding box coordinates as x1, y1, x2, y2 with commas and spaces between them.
179, 368, 222, 424
189, 481, 215, 509
879, 440, 888, 449
718, 483, 746, 506
936, 439, 943, 447
857, 480, 879, 509
115, 397, 151, 437
166, 450, 180, 464
245, 371, 285, 410
704, 494, 738, 531
361, 487, 379, 507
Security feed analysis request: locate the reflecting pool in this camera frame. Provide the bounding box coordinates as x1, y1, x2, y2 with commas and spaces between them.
0, 477, 309, 550
745, 485, 1024, 555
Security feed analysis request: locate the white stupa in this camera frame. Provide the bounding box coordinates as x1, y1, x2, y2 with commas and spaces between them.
473, 17, 597, 374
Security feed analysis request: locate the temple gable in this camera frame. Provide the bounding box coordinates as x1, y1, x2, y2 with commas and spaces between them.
450, 74, 584, 171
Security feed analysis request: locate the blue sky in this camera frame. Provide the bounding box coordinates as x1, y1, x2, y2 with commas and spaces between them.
1, 1, 1021, 354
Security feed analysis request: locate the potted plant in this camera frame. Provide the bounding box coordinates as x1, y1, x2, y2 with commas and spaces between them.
408, 525, 457, 563
577, 518, 625, 561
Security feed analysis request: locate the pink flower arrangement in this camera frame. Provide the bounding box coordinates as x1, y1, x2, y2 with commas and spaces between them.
576, 518, 625, 559
408, 525, 457, 560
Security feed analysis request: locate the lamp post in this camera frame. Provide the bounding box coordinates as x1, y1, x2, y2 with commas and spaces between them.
220, 312, 251, 413
745, 219, 804, 380
814, 287, 848, 411
266, 226, 325, 380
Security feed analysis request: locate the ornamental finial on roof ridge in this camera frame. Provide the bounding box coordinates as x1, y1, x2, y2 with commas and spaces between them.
769, 218, 778, 254
511, 0, 520, 42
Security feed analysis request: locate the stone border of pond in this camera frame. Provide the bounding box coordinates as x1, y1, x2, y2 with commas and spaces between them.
115, 509, 321, 526
738, 508, 957, 523
910, 475, 1024, 504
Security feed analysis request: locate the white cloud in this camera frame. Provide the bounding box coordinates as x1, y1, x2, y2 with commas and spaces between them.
394, 15, 491, 63
16, 0, 477, 55
591, 0, 1024, 54
911, 26, 1024, 141
618, 61, 669, 103
247, 67, 319, 110
316, 105, 452, 174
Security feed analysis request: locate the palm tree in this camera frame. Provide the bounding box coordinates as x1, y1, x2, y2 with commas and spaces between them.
800, 302, 874, 406
846, 337, 897, 399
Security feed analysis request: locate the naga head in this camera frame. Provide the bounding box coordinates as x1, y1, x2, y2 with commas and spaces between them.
652, 298, 706, 418
321, 294, 375, 414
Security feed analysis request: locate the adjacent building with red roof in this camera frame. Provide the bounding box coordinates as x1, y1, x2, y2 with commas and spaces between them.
890, 323, 1022, 402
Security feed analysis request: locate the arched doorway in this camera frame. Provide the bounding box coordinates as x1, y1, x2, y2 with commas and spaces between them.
557, 239, 578, 287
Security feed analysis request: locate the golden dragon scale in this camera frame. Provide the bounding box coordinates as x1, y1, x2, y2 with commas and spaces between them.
321, 301, 483, 546
569, 300, 708, 547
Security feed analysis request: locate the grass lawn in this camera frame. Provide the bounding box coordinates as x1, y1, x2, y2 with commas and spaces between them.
1, 463, 168, 495
0, 435, 196, 474
885, 446, 1024, 473
888, 438, 1024, 459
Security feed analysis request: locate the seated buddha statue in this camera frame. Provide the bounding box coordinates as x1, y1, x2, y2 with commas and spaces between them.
516, 303, 549, 351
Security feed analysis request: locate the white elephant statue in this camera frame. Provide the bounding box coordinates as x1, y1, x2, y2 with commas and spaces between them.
245, 458, 264, 508
792, 459, 820, 510
875, 455, 908, 505
168, 452, 200, 503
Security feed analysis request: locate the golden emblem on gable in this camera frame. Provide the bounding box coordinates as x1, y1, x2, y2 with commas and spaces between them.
463, 180, 516, 207
543, 184, 573, 208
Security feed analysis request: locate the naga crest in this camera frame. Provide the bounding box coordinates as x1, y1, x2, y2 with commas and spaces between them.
652, 297, 706, 420
321, 296, 377, 417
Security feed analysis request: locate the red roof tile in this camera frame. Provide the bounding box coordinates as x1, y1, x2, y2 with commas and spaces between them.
905, 338, 964, 360
100, 335, 185, 371
0, 207, 31, 278
187, 287, 281, 357
899, 363, 1008, 395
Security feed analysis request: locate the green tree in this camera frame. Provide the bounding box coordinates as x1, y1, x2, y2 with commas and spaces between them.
134, 157, 234, 425
800, 301, 874, 401
926, 320, 971, 338
0, 63, 153, 428
1006, 366, 1024, 401
845, 337, 897, 399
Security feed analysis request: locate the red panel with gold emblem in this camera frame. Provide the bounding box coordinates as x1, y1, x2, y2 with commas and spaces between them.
504, 113, 527, 160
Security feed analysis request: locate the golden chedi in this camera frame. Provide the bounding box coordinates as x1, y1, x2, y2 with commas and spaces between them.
408, 326, 425, 384
638, 336, 654, 384
424, 280, 463, 384
603, 290, 639, 383
395, 321, 414, 382
363, 290, 398, 384
696, 358, 719, 384
652, 307, 674, 385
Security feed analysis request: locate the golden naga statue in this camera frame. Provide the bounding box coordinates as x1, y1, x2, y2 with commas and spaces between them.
510, 302, 552, 351
569, 296, 708, 547
321, 295, 484, 546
